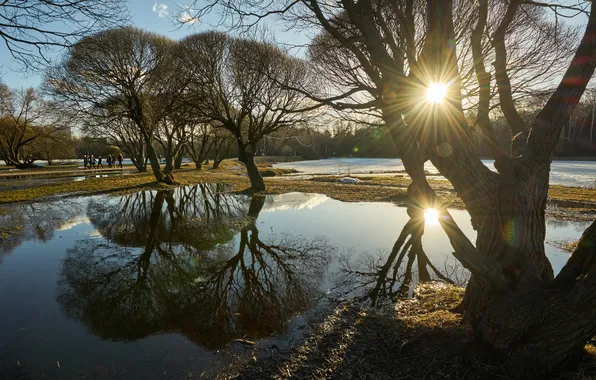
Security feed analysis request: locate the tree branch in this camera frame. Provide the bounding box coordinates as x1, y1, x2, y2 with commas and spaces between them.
524, 0, 596, 169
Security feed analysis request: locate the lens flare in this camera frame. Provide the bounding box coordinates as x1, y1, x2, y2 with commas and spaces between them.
424, 208, 440, 225
426, 83, 447, 103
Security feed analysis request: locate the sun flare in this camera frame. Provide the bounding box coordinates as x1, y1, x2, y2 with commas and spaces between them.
426, 83, 447, 103
424, 208, 440, 225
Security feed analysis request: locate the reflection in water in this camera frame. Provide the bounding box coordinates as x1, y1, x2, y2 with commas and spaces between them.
0, 200, 84, 262
337, 210, 462, 306
57, 185, 330, 348
0, 186, 590, 378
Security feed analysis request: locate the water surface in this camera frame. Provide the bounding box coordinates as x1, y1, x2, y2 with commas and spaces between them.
0, 185, 588, 379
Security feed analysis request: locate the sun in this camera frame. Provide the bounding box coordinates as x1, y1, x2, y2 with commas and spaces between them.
424, 208, 440, 225
426, 83, 447, 103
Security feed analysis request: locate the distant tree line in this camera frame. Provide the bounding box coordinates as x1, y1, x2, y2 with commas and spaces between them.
0, 83, 75, 167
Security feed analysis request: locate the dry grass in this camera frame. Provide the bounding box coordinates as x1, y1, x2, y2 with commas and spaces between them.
0, 166, 246, 204
0, 160, 592, 221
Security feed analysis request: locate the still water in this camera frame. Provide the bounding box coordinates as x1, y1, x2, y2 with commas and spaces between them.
274, 158, 596, 187
0, 185, 589, 379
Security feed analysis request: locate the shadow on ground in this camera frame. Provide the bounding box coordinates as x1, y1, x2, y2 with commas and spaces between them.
218, 283, 596, 380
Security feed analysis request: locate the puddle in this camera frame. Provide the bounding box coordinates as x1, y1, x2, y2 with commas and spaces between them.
0, 184, 589, 378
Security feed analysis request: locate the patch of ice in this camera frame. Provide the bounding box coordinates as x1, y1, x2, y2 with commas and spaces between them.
340, 177, 361, 184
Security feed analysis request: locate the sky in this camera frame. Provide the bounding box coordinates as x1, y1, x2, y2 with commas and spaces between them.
0, 0, 589, 90
0, 0, 310, 89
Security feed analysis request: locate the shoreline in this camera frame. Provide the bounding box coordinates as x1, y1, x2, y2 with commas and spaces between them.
266, 155, 596, 162
0, 158, 593, 220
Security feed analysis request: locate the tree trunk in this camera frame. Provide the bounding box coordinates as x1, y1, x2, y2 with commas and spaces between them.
457, 219, 596, 378
131, 156, 147, 172
145, 137, 174, 184
174, 154, 183, 170
163, 150, 174, 174
238, 142, 265, 192
195, 161, 202, 170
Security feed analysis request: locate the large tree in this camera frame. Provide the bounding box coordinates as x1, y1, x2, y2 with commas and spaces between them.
45, 27, 181, 183
178, 31, 314, 191
180, 0, 596, 376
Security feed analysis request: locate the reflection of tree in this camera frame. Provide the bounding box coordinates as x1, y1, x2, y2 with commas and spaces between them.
87, 184, 245, 249
0, 200, 84, 262
58, 186, 330, 348
339, 207, 459, 306
190, 196, 329, 344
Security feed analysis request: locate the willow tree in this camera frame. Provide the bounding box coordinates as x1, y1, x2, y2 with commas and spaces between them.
180, 0, 596, 375
44, 27, 179, 184
178, 32, 314, 191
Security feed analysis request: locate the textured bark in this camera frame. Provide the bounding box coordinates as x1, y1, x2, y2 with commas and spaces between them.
238, 142, 265, 192
468, 220, 596, 377
145, 137, 174, 184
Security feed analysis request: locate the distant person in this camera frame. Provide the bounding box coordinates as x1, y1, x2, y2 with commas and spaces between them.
97, 155, 103, 168
83, 155, 88, 170
117, 154, 123, 168
106, 154, 112, 168
90, 155, 96, 169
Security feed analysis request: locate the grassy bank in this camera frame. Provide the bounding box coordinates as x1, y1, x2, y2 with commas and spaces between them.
308, 174, 596, 217
0, 160, 593, 220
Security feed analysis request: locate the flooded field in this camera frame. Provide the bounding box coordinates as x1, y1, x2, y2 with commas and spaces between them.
0, 185, 589, 379
274, 158, 596, 187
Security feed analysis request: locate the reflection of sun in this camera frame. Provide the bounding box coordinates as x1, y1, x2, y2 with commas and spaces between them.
426, 83, 447, 103
424, 208, 440, 225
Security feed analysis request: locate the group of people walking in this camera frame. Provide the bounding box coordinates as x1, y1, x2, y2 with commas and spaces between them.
83, 153, 123, 170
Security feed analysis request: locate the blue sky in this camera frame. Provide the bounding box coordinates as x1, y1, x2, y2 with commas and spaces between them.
0, 0, 310, 89
0, 0, 589, 89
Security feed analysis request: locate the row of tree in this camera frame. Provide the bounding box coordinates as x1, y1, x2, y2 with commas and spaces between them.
44, 27, 315, 189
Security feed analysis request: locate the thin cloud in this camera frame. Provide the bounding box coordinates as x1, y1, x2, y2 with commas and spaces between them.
178, 9, 198, 25
152, 2, 169, 18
